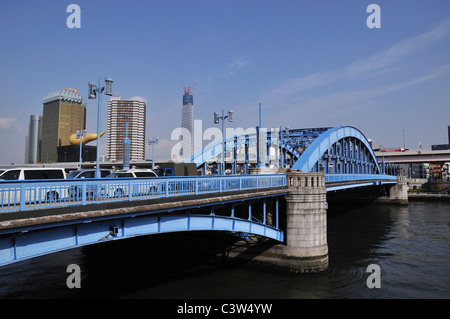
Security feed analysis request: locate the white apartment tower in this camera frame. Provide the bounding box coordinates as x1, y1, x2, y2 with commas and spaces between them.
107, 93, 146, 161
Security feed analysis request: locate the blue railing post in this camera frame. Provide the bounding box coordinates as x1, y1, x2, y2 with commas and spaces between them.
20, 182, 26, 211
128, 179, 133, 201
165, 179, 168, 197
82, 180, 87, 205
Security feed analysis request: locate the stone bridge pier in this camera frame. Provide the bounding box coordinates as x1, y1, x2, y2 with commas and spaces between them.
282, 171, 328, 271
230, 171, 329, 274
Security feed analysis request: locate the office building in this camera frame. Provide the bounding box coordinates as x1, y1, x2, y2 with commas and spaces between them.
107, 93, 146, 161
40, 88, 87, 163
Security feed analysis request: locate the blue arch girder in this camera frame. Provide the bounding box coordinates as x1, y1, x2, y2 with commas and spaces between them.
183, 127, 332, 168
183, 126, 380, 177
291, 126, 381, 174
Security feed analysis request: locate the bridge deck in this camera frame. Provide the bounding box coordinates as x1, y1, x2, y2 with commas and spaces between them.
0, 187, 288, 266
0, 187, 288, 232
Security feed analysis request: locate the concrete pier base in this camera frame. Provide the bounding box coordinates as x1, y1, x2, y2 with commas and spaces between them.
228, 171, 329, 274
375, 176, 409, 205
226, 239, 328, 274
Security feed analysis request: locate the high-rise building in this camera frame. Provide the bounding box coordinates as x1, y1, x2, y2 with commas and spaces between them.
107, 93, 146, 161
181, 86, 194, 158
40, 88, 86, 163
24, 115, 42, 163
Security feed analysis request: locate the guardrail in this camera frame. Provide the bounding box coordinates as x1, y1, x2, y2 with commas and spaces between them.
325, 174, 398, 183
0, 174, 287, 213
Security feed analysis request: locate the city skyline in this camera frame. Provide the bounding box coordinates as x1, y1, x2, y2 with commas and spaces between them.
1, 1, 450, 165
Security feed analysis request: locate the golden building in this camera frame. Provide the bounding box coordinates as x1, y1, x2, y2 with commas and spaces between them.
40, 88, 87, 162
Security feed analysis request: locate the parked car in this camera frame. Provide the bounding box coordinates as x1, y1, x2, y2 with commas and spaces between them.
66, 169, 112, 199
0, 167, 66, 180
0, 167, 67, 204
106, 168, 158, 178
104, 169, 158, 198
67, 169, 112, 179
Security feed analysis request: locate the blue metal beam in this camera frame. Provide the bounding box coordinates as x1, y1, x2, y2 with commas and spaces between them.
0, 214, 284, 267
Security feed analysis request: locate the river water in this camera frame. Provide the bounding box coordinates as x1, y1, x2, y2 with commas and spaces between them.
0, 200, 449, 299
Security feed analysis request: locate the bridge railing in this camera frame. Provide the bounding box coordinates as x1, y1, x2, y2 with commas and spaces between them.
0, 174, 287, 213
325, 173, 398, 183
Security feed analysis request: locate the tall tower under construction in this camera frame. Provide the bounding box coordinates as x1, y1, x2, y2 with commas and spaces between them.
181, 84, 194, 158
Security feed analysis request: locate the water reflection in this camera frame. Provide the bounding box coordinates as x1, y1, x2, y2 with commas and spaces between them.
0, 201, 449, 298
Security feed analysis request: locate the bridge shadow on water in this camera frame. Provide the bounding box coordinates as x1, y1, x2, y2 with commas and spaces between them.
0, 230, 282, 299
69, 231, 268, 299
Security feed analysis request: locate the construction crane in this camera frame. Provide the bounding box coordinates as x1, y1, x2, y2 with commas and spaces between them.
182, 82, 196, 95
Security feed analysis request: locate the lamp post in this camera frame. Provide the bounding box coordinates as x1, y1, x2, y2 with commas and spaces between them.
148, 137, 159, 170
76, 129, 87, 169
214, 109, 233, 175
88, 77, 113, 178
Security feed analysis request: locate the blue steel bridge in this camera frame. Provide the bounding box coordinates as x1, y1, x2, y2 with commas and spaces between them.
186, 126, 387, 175
0, 126, 397, 267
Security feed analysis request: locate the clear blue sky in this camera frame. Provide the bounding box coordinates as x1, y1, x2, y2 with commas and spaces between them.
1, 0, 449, 164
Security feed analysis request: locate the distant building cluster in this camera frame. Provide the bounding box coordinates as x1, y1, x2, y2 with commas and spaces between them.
24, 88, 148, 164
24, 86, 205, 166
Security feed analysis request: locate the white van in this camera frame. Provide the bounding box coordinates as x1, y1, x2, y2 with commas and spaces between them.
0, 167, 66, 180
0, 168, 67, 207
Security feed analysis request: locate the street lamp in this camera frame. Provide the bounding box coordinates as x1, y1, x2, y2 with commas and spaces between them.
88, 77, 113, 178
76, 129, 87, 169
214, 109, 233, 175
148, 137, 159, 170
